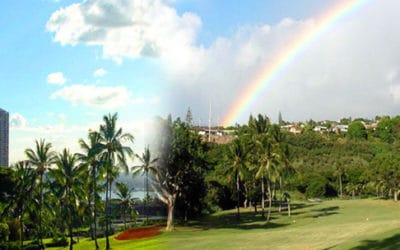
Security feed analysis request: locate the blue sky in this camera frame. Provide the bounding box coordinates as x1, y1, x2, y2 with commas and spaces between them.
2, 0, 400, 163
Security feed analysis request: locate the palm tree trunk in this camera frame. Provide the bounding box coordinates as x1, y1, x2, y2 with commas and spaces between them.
261, 175, 265, 218
243, 183, 248, 209
236, 171, 240, 220
339, 173, 343, 198
39, 171, 44, 249
146, 171, 149, 224
93, 172, 98, 247
105, 166, 110, 250
69, 203, 73, 250
267, 178, 272, 222
20, 204, 24, 250
279, 177, 282, 213
93, 167, 99, 249
124, 206, 127, 229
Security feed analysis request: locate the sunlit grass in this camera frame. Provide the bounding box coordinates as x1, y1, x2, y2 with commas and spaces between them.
46, 199, 400, 249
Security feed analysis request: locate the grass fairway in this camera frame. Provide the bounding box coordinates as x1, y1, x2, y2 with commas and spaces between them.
48, 199, 400, 250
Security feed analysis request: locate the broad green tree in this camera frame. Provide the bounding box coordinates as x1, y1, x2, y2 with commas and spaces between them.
347, 121, 367, 140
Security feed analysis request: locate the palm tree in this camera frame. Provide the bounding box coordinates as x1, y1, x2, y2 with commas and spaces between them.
6, 161, 36, 250
25, 139, 56, 249
132, 146, 158, 224
227, 139, 248, 220
78, 131, 103, 249
98, 113, 134, 249
50, 149, 84, 250
256, 138, 280, 222
248, 114, 270, 219
115, 182, 134, 229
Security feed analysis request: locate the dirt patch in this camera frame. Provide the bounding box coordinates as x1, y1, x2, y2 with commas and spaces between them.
115, 226, 161, 240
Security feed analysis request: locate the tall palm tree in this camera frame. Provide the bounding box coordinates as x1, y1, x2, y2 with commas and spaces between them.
78, 131, 103, 249
115, 182, 134, 229
99, 113, 134, 249
50, 149, 84, 250
256, 139, 280, 222
227, 139, 248, 220
132, 146, 158, 224
6, 161, 36, 250
25, 139, 56, 249
248, 114, 271, 218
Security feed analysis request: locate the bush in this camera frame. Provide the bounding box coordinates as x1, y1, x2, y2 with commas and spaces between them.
0, 223, 9, 243
45, 236, 68, 247
305, 180, 325, 198
0, 241, 20, 250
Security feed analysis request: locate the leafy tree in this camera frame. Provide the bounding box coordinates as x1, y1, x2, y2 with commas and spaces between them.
153, 116, 205, 230
25, 139, 56, 249
347, 121, 368, 140
132, 146, 158, 224
371, 152, 400, 201
375, 116, 393, 143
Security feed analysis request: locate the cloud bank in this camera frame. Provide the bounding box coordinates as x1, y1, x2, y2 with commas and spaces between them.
47, 0, 400, 124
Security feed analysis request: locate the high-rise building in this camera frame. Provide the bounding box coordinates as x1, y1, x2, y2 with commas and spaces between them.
0, 108, 9, 166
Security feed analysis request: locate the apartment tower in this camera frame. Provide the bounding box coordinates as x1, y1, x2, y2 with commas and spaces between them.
0, 108, 9, 166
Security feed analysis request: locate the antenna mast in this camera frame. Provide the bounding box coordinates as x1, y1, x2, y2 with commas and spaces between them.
208, 101, 212, 142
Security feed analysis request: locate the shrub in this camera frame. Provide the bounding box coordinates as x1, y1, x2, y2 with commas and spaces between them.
0, 223, 9, 243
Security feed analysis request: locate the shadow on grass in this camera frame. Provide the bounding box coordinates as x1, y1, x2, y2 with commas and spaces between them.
306, 206, 340, 218
349, 233, 400, 250
185, 210, 293, 231
178, 201, 321, 231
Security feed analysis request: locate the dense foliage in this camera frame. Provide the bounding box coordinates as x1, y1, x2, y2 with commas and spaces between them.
1, 112, 400, 248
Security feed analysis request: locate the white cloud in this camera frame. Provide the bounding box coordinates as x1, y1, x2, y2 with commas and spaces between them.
93, 68, 107, 77
47, 72, 67, 85
9, 116, 157, 165
46, 0, 400, 124
50, 84, 157, 108
46, 0, 201, 63
10, 113, 27, 128
164, 0, 400, 124
51, 84, 131, 108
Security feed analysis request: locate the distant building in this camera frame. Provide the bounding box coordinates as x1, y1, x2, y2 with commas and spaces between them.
313, 126, 328, 133
281, 124, 303, 134
332, 124, 348, 133
0, 108, 9, 166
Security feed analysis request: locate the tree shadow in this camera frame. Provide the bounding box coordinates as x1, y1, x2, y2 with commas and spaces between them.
180, 201, 319, 231
306, 206, 340, 218
185, 211, 289, 230
349, 232, 400, 250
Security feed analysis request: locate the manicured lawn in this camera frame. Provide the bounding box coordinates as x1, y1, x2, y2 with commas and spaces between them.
47, 199, 400, 249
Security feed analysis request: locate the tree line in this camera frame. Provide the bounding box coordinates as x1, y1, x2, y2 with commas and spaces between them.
2, 112, 400, 249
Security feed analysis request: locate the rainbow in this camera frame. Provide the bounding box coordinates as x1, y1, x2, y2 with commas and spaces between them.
220, 0, 369, 126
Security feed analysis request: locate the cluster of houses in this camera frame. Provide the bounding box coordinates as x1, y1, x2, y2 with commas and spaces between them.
193, 120, 379, 144
280, 121, 378, 135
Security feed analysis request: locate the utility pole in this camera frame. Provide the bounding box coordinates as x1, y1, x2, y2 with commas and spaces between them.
208, 101, 212, 142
